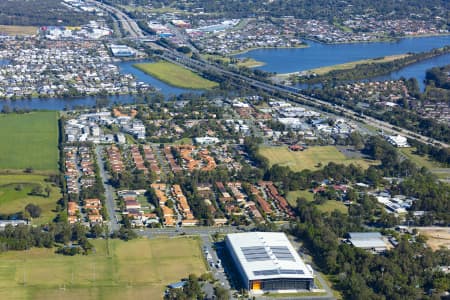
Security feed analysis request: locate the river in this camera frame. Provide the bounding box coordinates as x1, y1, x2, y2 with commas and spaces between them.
0, 60, 203, 110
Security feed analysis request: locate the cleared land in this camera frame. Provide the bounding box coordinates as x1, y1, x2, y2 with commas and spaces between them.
0, 25, 38, 36
134, 61, 218, 89
0, 237, 206, 300
287, 190, 348, 214
417, 228, 450, 251
0, 112, 59, 171
0, 174, 61, 225
259, 146, 377, 172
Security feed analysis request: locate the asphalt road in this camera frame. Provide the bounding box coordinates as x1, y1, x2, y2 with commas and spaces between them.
159, 50, 449, 149
87, 0, 145, 38
85, 1, 448, 150
135, 226, 244, 238
95, 146, 120, 233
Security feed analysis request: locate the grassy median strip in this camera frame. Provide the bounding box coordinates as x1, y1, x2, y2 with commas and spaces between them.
134, 61, 218, 89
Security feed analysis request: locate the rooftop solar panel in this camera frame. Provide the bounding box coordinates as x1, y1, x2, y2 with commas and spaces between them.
279, 269, 305, 275
242, 246, 270, 261
254, 269, 280, 276
271, 246, 295, 261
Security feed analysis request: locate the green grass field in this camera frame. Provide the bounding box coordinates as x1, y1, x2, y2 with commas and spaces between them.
0, 174, 61, 225
399, 148, 450, 179
0, 237, 206, 300
259, 146, 377, 172
134, 61, 218, 89
399, 148, 445, 168
287, 190, 348, 214
0, 112, 59, 171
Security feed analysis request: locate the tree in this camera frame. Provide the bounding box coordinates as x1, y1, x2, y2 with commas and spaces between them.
214, 285, 229, 300
45, 185, 52, 198
90, 224, 104, 238
25, 203, 41, 218
30, 184, 43, 196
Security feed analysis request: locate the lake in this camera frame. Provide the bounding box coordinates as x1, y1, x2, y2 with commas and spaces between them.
235, 35, 450, 74
1, 36, 449, 110
0, 60, 203, 110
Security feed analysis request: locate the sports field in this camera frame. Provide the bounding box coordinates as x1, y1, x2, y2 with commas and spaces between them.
0, 237, 206, 300
134, 61, 218, 89
0, 174, 61, 225
0, 112, 59, 171
259, 146, 376, 172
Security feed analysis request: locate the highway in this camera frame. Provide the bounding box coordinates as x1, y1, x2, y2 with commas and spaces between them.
85, 1, 449, 149
158, 50, 449, 148
87, 0, 145, 38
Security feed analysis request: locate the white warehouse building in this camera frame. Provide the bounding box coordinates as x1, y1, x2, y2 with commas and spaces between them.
225, 232, 314, 293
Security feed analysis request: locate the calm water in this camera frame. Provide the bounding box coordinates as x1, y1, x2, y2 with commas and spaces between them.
235, 35, 450, 74
0, 60, 202, 110
368, 53, 450, 91
1, 36, 449, 110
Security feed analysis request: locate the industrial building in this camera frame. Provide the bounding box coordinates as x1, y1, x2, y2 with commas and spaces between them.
109, 44, 135, 57
225, 232, 314, 293
346, 232, 388, 253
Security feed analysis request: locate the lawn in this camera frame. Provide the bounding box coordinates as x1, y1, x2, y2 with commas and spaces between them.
0, 174, 61, 225
0, 25, 38, 36
399, 148, 450, 179
287, 190, 348, 214
133, 61, 218, 89
0, 112, 59, 172
259, 146, 376, 172
0, 237, 206, 300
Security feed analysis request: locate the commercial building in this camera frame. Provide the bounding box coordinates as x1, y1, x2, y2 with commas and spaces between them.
386, 134, 409, 148
347, 232, 388, 253
109, 44, 135, 57
225, 232, 314, 293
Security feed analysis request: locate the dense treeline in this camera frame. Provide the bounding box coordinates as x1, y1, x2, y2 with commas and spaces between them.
297, 47, 450, 84
426, 65, 450, 90
409, 140, 450, 166
292, 201, 450, 299
0, 0, 94, 26
0, 223, 98, 255
110, 0, 448, 22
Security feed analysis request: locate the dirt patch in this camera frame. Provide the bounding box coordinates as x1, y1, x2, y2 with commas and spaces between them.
418, 228, 450, 251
